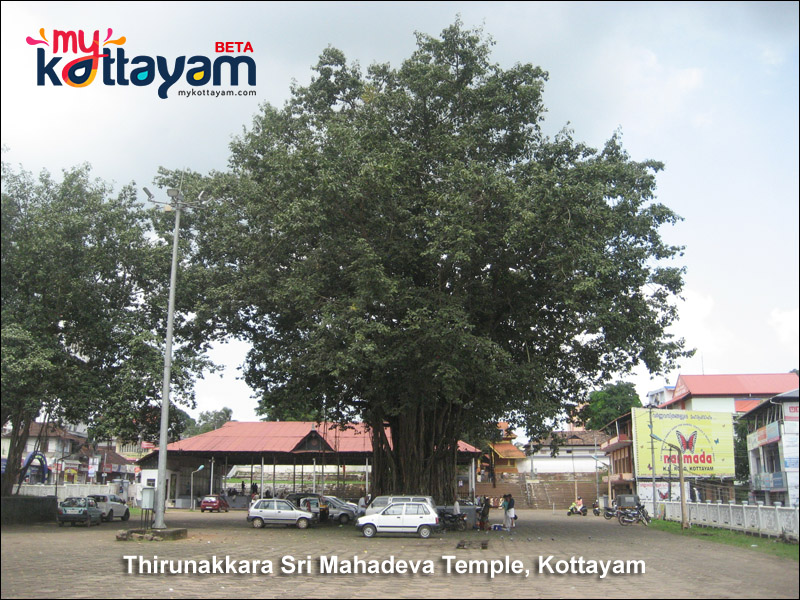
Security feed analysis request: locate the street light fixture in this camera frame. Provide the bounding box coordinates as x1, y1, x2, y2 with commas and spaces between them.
143, 186, 206, 529
190, 465, 205, 511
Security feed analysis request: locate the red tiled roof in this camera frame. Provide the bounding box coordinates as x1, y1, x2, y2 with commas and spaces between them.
664, 374, 799, 407
490, 441, 526, 459
734, 399, 764, 413
158, 421, 480, 455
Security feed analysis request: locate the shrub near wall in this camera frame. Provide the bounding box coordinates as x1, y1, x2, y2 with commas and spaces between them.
1, 496, 58, 525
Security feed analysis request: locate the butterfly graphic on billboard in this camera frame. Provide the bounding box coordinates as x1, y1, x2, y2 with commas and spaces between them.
676, 431, 698, 453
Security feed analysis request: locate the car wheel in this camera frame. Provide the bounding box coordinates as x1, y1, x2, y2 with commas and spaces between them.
200, 509, 204, 513
338, 513, 350, 525
252, 518, 264, 529
296, 518, 310, 530
106, 510, 113, 522
58, 521, 64, 527
418, 525, 432, 539
362, 524, 377, 538
122, 509, 130, 522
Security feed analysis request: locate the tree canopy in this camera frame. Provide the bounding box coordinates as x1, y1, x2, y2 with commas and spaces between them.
578, 381, 643, 431
178, 21, 690, 500
1, 160, 210, 495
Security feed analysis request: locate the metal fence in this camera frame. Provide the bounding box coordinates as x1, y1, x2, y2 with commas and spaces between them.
661, 500, 799, 540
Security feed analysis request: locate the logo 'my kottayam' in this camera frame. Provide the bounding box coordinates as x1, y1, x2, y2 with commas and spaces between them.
26, 28, 256, 99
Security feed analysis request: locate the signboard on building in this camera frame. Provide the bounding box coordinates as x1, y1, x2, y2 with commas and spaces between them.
631, 408, 735, 478
637, 480, 689, 504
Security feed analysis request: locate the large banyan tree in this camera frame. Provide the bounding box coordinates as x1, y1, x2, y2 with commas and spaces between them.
190, 21, 690, 501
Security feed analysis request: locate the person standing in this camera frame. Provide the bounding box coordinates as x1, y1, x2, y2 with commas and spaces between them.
507, 493, 516, 529
502, 494, 510, 530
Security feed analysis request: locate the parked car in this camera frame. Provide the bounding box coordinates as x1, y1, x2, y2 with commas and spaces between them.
356, 501, 439, 538
200, 495, 230, 513
364, 495, 437, 516
247, 498, 314, 529
298, 496, 330, 522
285, 492, 325, 507
322, 496, 358, 524
57, 497, 103, 527
89, 493, 130, 522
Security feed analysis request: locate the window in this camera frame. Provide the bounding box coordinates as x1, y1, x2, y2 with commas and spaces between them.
276, 501, 293, 510
384, 504, 404, 515
406, 504, 429, 515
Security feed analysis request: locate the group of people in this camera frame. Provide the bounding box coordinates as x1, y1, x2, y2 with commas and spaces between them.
477, 493, 517, 531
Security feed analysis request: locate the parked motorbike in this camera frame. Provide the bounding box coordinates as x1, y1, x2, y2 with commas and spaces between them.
618, 503, 650, 526
440, 511, 468, 531
592, 500, 600, 516
566, 502, 587, 516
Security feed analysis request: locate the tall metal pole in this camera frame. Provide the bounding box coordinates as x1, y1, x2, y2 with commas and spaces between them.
153, 196, 181, 530
650, 407, 657, 518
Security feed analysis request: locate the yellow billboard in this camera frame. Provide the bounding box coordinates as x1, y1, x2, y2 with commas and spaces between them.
631, 408, 735, 478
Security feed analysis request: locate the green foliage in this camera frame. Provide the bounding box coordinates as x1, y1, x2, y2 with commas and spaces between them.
578, 382, 643, 431
183, 407, 233, 437
182, 20, 690, 498
734, 419, 750, 483
1, 160, 211, 493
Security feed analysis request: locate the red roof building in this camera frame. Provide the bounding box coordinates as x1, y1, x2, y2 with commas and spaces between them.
660, 373, 799, 413
141, 421, 480, 463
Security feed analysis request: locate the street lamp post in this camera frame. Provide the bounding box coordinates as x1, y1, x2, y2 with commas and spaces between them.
190, 465, 205, 510
143, 186, 205, 530
568, 434, 581, 500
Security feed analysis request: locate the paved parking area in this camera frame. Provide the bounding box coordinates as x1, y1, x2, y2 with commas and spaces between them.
1, 509, 798, 598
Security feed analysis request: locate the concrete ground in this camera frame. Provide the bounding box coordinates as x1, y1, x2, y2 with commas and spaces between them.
1, 509, 797, 599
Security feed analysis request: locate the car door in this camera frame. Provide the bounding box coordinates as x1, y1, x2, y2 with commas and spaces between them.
253, 499, 276, 523
405, 503, 431, 530
274, 499, 297, 525
376, 503, 406, 532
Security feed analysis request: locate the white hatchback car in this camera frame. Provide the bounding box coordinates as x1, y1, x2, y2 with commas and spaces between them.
356, 502, 440, 538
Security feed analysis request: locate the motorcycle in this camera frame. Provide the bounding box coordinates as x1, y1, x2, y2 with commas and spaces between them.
566, 502, 587, 516
617, 503, 650, 526
592, 500, 600, 516
440, 511, 468, 531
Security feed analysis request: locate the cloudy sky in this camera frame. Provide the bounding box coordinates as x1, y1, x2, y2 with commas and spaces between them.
2, 2, 798, 423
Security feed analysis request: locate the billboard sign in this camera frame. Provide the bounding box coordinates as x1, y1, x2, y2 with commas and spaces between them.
632, 408, 735, 478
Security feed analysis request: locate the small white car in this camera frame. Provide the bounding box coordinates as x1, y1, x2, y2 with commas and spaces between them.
364, 495, 437, 516
89, 493, 130, 522
356, 502, 439, 538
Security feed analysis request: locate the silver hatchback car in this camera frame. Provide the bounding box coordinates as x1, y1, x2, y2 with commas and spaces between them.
247, 498, 314, 529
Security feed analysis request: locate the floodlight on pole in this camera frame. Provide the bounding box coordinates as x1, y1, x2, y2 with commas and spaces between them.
190, 465, 205, 511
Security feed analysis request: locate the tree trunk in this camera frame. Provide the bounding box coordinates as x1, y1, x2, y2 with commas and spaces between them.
368, 400, 462, 503
1, 415, 33, 497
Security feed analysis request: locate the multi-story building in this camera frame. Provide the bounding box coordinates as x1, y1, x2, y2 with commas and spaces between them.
659, 373, 798, 413
741, 388, 799, 507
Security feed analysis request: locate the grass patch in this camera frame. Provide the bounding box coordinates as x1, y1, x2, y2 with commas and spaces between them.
650, 519, 799, 561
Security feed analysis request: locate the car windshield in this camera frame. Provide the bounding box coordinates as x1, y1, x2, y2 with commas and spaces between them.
202, 496, 218, 502
62, 498, 87, 507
